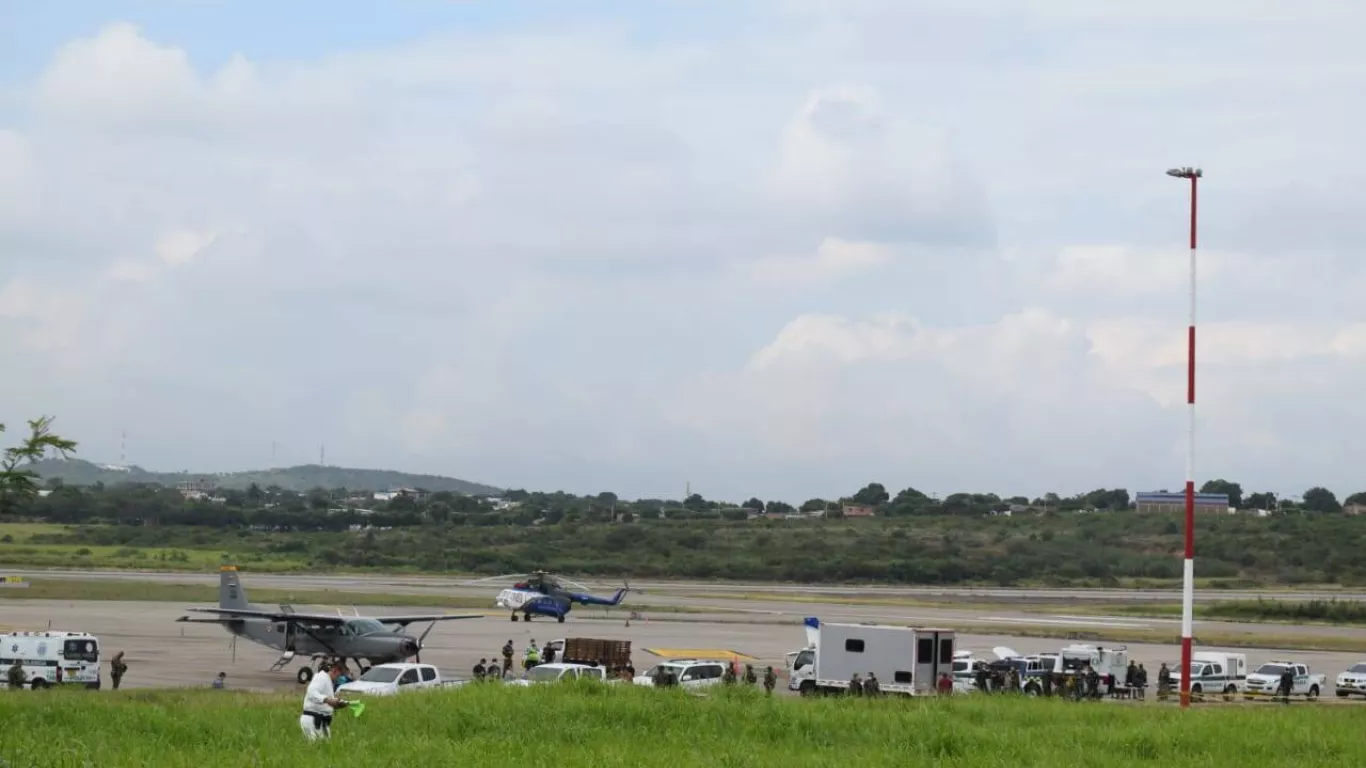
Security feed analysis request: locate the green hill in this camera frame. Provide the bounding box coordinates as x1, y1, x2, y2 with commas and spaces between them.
25, 458, 503, 495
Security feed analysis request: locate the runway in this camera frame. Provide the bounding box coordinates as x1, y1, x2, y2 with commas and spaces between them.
7, 568, 1366, 644
10, 568, 1366, 603
4, 597, 1365, 695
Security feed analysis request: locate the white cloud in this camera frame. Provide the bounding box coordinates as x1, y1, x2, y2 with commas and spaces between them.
3, 8, 1366, 503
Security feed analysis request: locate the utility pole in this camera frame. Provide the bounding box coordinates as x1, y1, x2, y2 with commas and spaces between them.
1166, 165, 1202, 709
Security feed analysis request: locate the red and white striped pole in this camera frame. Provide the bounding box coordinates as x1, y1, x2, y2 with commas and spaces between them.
1167, 165, 1201, 708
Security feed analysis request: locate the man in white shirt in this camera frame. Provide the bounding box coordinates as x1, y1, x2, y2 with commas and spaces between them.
300, 661, 351, 741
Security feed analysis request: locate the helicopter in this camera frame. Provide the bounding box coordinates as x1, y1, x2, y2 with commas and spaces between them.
466, 571, 632, 623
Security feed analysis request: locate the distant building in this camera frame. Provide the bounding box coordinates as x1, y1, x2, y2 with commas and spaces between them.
1134, 491, 1230, 514
1345, 504, 1366, 516
841, 504, 876, 518
177, 478, 215, 500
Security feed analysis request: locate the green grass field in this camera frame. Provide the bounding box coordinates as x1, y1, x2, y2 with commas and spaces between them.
1, 684, 1362, 767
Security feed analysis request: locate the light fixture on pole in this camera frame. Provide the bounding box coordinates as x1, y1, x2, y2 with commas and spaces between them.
1166, 164, 1201, 708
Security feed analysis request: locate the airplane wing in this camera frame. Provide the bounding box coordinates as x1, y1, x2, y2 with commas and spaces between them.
377, 614, 484, 627
180, 607, 351, 624
178, 607, 484, 626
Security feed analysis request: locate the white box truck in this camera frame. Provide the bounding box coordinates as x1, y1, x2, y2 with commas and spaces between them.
792, 617, 955, 696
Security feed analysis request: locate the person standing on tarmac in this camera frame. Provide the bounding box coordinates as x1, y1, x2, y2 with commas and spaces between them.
744, 664, 757, 685
1277, 667, 1295, 703
502, 640, 514, 673
863, 672, 881, 696
848, 673, 862, 695
1136, 663, 1148, 699
722, 664, 737, 685
523, 640, 540, 674
763, 666, 777, 695
1157, 663, 1172, 700
109, 652, 127, 690
7, 659, 23, 690
473, 659, 486, 680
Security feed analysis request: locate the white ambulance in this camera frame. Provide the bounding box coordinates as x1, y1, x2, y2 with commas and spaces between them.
1, 631, 103, 690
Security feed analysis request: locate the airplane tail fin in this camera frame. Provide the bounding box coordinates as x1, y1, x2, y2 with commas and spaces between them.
219, 565, 249, 610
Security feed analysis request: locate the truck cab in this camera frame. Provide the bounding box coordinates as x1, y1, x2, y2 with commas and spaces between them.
512, 662, 609, 686
1169, 652, 1247, 697
634, 659, 727, 688
337, 663, 463, 696
1244, 660, 1323, 699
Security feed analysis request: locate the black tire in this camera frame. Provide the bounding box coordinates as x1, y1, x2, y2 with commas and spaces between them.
1308, 685, 1320, 699
297, 666, 314, 685
798, 681, 815, 697
1336, 691, 1348, 698
1024, 683, 1041, 697
30, 678, 47, 690
511, 614, 519, 622
557, 615, 565, 624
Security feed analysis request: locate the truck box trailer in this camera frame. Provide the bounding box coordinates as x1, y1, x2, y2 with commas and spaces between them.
797, 618, 955, 696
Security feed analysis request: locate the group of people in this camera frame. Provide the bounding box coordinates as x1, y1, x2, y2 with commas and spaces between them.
972, 660, 1151, 700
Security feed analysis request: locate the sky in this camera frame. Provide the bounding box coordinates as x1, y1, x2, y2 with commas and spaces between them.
3, 1, 1366, 504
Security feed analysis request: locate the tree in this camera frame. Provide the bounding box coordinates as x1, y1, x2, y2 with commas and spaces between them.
1302, 487, 1341, 515
1344, 492, 1366, 507
764, 500, 795, 515
799, 498, 828, 513
1200, 479, 1243, 509
0, 416, 78, 515
1244, 491, 1277, 511
742, 497, 765, 511
851, 483, 889, 507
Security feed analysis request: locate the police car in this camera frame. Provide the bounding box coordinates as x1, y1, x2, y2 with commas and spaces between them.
1, 631, 102, 690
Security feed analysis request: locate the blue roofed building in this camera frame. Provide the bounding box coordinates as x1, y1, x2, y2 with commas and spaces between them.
1134, 491, 1231, 514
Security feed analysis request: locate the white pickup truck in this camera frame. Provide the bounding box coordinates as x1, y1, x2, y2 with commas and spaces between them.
509, 663, 614, 686
337, 663, 466, 696
1243, 660, 1324, 699
1334, 661, 1366, 698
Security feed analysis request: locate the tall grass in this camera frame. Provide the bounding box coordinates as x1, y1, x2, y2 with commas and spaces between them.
2, 683, 1363, 767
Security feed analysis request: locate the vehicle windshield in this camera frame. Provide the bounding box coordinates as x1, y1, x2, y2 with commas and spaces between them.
346, 618, 388, 636
793, 651, 813, 670
1349, 664, 1366, 674
640, 664, 682, 678
527, 666, 566, 682
1254, 664, 1289, 676
358, 666, 403, 683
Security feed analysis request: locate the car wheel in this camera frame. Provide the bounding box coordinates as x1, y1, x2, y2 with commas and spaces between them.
30, 678, 47, 690
1308, 685, 1319, 699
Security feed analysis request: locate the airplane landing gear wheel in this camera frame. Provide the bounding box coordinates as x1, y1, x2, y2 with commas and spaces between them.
557, 615, 565, 624
297, 666, 314, 685
511, 613, 519, 622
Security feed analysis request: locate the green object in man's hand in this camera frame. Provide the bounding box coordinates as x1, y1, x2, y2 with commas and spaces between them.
348, 700, 365, 718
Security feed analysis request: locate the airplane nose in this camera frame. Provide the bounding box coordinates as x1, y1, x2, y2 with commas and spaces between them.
400, 637, 420, 657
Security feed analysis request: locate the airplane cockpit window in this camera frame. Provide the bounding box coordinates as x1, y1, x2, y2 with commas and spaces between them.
345, 619, 387, 636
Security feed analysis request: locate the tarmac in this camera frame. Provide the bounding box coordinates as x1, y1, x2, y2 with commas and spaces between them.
4, 595, 1366, 696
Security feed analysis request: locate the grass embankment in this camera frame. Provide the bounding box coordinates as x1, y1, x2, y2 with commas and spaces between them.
2, 685, 1362, 767
0, 579, 713, 615
1097, 598, 1366, 626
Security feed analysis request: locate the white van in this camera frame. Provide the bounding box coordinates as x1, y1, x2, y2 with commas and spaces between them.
1, 631, 102, 690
